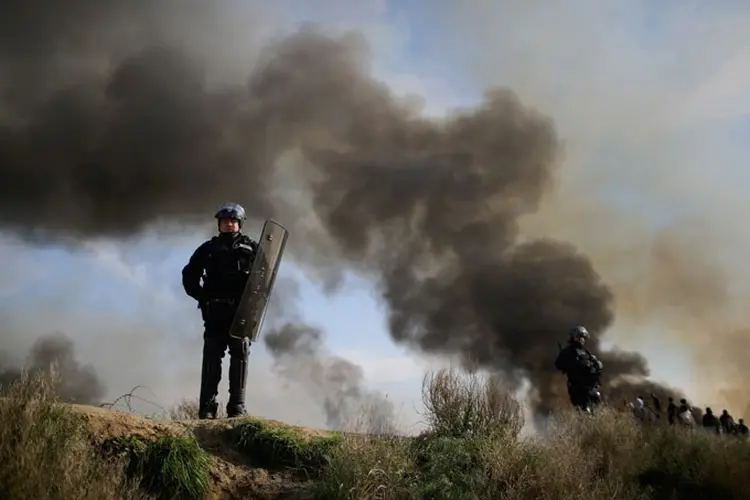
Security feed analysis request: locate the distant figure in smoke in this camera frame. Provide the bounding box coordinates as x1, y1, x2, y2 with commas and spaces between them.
737, 419, 749, 437
633, 396, 648, 421
720, 409, 736, 435
182, 202, 258, 419
677, 398, 695, 427
633, 396, 658, 423
667, 397, 678, 425
702, 407, 721, 434
554, 325, 603, 413
650, 393, 662, 418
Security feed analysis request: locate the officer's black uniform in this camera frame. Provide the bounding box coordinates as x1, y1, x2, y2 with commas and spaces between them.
720, 409, 736, 435
555, 325, 603, 412
702, 408, 721, 434
737, 419, 748, 437
182, 202, 257, 419
667, 397, 677, 425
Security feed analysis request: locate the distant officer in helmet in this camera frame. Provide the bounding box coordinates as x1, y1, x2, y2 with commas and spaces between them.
554, 325, 603, 412
182, 202, 258, 419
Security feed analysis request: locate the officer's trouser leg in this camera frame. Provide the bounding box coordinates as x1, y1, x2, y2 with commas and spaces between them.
199, 336, 226, 419
568, 384, 591, 412
226, 337, 250, 418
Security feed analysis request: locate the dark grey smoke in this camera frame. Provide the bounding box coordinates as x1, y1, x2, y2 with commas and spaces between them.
0, 0, 272, 238
265, 324, 396, 432
0, 1, 685, 415
252, 33, 677, 411
0, 333, 105, 404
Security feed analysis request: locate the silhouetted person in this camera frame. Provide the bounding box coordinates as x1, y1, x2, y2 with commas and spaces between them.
633, 397, 646, 421
633, 396, 657, 423
720, 409, 736, 435
677, 398, 694, 426
737, 419, 748, 437
702, 407, 721, 434
667, 397, 677, 425
651, 393, 662, 417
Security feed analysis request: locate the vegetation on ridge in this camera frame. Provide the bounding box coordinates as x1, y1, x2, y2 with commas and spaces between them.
1, 368, 750, 499
103, 434, 211, 500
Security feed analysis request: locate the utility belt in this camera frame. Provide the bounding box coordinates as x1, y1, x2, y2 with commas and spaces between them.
200, 297, 240, 321
198, 297, 238, 309
207, 298, 238, 305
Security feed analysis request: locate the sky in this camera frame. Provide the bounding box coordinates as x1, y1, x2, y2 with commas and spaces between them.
3, 0, 750, 429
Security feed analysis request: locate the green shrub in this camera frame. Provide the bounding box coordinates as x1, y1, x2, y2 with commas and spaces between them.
105, 434, 211, 500
410, 434, 489, 499
235, 417, 342, 470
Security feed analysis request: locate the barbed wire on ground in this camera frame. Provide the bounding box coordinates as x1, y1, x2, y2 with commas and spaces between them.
99, 385, 168, 417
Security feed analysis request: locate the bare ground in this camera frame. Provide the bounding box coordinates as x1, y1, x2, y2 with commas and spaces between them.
72, 404, 327, 500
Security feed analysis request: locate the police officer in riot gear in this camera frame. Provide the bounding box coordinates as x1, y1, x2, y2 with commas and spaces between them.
182, 202, 258, 419
554, 325, 603, 412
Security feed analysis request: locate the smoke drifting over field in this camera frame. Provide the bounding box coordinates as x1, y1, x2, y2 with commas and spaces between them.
265, 323, 396, 432
0, 333, 104, 405
0, 0, 744, 417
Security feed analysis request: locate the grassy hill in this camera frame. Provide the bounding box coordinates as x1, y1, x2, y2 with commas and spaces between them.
2, 370, 750, 500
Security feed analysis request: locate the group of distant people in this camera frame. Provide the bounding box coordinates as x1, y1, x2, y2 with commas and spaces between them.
554, 325, 749, 439
627, 394, 749, 437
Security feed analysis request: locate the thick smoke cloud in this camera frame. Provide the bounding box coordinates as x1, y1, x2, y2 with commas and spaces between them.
0, 1, 697, 415
0, 0, 273, 238
0, 333, 105, 404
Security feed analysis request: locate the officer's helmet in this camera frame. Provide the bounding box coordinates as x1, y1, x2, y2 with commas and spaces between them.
215, 202, 247, 227
570, 325, 590, 341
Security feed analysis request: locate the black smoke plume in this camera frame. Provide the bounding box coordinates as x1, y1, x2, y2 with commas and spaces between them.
0, 333, 105, 404
0, 1, 688, 415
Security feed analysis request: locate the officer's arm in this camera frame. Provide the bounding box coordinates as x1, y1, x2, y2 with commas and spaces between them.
554, 349, 568, 372
590, 354, 603, 371
182, 243, 209, 302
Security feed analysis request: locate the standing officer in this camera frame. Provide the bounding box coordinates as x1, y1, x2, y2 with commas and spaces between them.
555, 325, 603, 412
182, 202, 258, 419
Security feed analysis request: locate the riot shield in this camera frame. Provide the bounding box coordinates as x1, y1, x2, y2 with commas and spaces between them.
229, 220, 289, 342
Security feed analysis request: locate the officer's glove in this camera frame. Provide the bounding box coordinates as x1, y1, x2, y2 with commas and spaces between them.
592, 358, 603, 372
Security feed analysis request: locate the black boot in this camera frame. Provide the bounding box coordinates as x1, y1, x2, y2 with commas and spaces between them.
198, 399, 219, 420
198, 340, 223, 420
227, 338, 249, 418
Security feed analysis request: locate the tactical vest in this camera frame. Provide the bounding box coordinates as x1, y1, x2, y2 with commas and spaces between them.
202, 234, 256, 299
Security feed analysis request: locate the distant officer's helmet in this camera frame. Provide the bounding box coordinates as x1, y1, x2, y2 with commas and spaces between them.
570, 325, 590, 341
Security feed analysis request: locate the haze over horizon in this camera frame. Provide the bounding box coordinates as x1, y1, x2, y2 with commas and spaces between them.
2, 0, 750, 429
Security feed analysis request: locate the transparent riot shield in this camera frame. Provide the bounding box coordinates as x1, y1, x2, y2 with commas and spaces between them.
228, 220, 289, 342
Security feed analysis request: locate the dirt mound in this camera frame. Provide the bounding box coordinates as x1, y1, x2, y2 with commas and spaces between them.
71, 404, 333, 500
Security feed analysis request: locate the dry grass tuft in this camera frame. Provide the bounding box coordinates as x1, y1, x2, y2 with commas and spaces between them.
318, 367, 750, 500
421, 368, 524, 439
5, 365, 750, 499
0, 368, 146, 500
